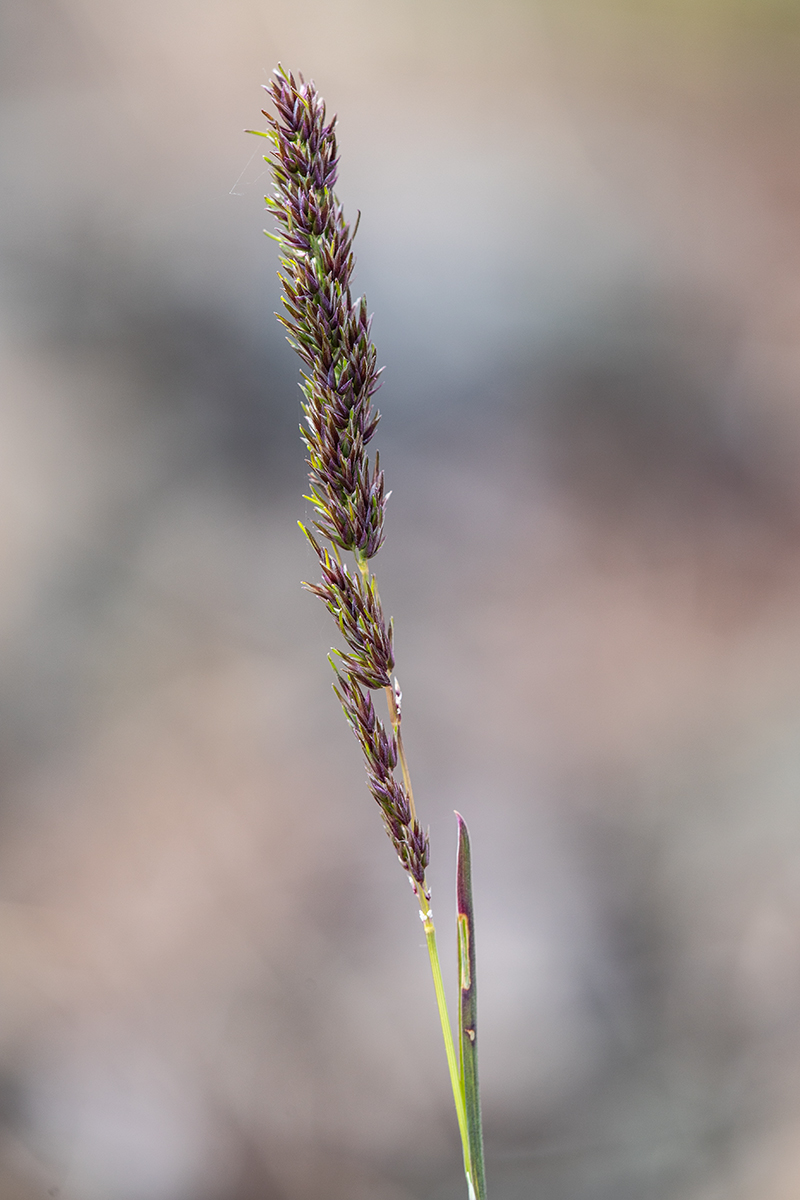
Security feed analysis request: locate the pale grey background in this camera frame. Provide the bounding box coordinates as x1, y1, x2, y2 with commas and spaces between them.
2, 2, 800, 1197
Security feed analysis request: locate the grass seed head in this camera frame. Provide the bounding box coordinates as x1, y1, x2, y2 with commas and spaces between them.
263, 66, 430, 899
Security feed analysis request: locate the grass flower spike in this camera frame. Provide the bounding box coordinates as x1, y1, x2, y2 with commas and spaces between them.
254, 66, 486, 1199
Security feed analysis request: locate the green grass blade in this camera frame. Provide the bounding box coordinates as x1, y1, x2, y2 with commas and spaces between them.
456, 813, 487, 1200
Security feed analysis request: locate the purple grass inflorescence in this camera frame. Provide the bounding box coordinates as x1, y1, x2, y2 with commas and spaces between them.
261, 65, 430, 899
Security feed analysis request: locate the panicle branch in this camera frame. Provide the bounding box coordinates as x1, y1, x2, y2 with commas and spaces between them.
263, 65, 385, 558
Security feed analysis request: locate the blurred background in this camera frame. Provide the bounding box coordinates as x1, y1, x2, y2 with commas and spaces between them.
2, 1, 800, 1196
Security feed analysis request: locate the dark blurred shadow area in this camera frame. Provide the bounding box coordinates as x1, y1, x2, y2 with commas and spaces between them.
2, 1, 800, 1198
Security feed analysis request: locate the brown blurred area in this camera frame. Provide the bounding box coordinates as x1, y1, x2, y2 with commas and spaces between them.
2, 0, 800, 1196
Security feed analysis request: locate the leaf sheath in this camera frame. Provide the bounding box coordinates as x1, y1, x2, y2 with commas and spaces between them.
456, 813, 487, 1200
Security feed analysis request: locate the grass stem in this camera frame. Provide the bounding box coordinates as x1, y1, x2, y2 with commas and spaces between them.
261, 67, 485, 1197
424, 913, 474, 1194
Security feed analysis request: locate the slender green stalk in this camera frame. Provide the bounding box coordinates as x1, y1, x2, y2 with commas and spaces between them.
424, 913, 473, 1192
